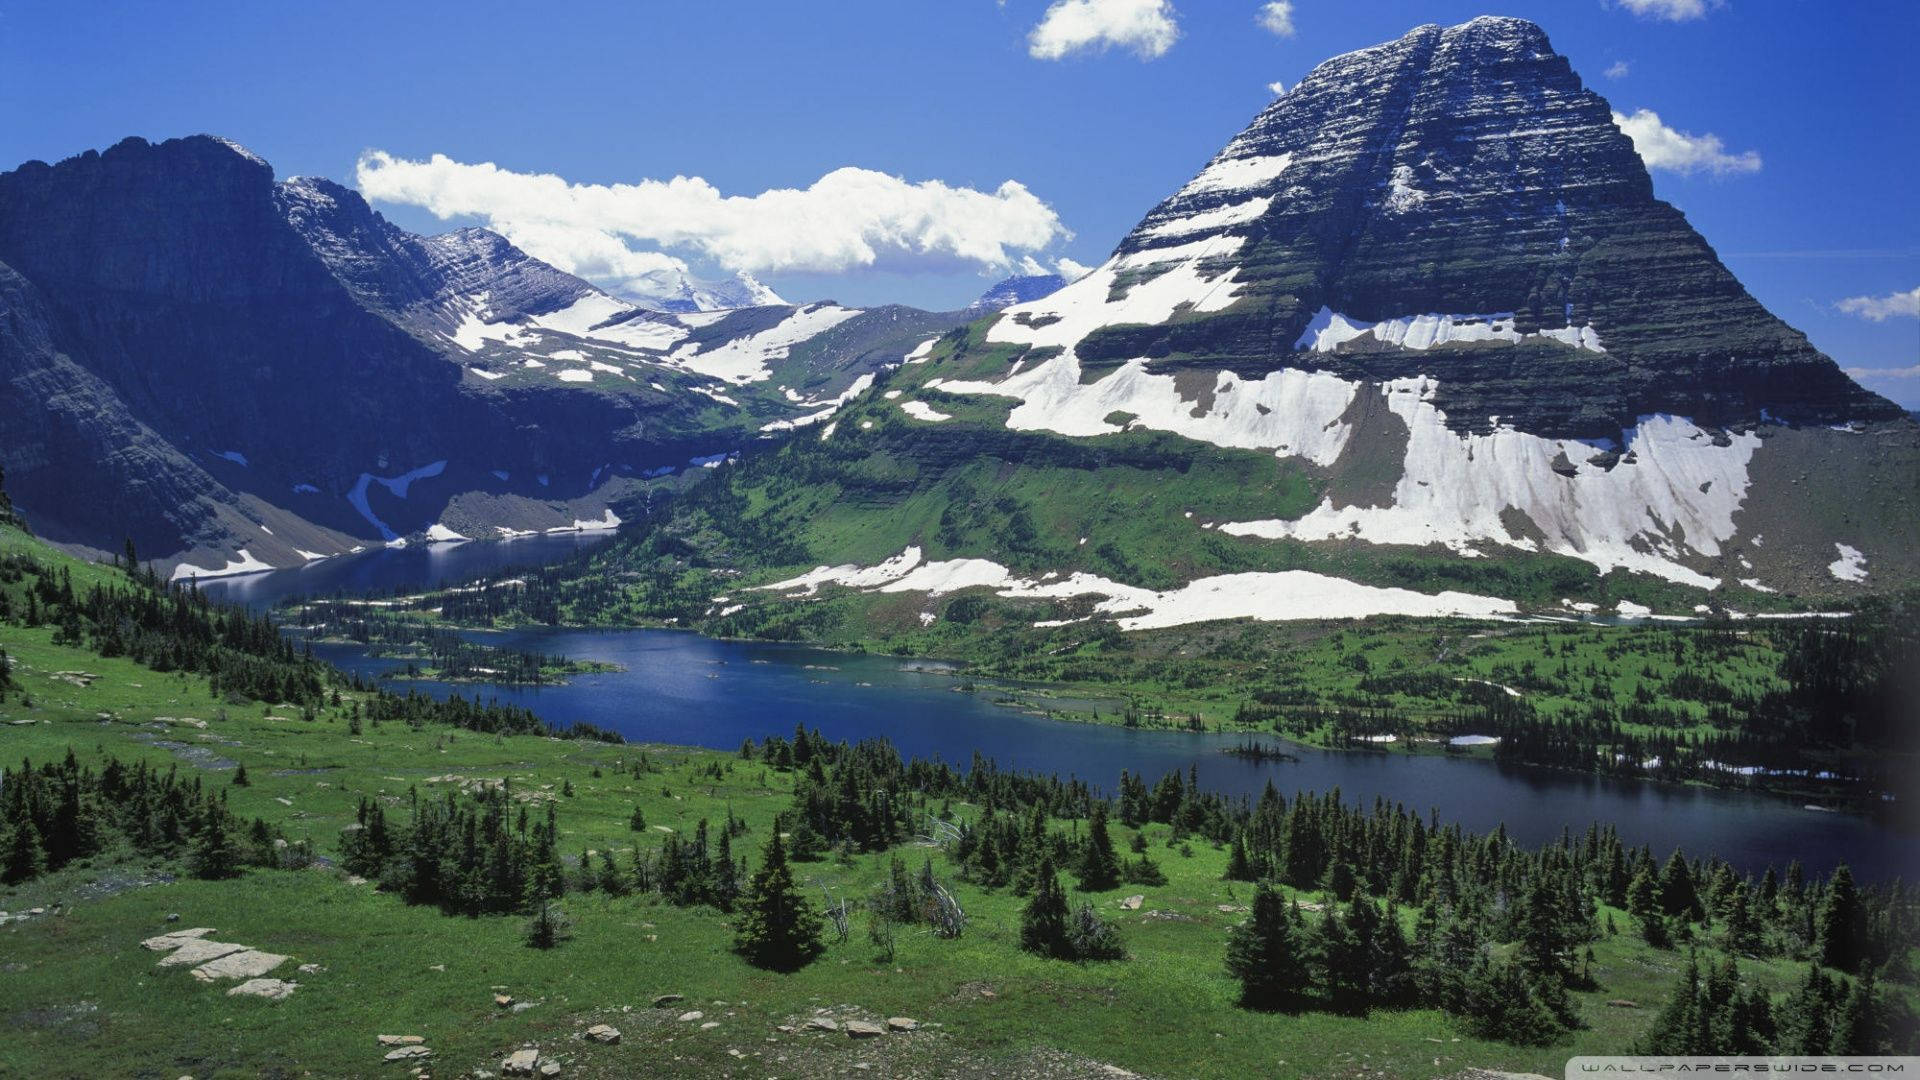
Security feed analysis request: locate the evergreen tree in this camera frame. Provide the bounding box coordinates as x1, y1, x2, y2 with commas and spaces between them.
1629, 864, 1670, 947
1, 817, 47, 884
1226, 884, 1310, 1012
1222, 832, 1254, 882
1815, 864, 1860, 972
1065, 901, 1126, 961
734, 830, 823, 972
1832, 972, 1881, 1055
1075, 804, 1121, 892
187, 810, 241, 880
1020, 854, 1072, 960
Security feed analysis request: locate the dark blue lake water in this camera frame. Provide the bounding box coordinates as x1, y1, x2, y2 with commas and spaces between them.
201, 538, 1917, 881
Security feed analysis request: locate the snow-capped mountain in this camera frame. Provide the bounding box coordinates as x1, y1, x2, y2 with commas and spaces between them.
966, 273, 1067, 313
0, 136, 967, 576
617, 265, 787, 313
594, 16, 1915, 627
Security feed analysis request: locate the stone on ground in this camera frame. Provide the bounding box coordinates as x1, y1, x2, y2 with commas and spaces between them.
650, 993, 683, 1007
1119, 895, 1144, 911
383, 1045, 432, 1062
677, 1010, 703, 1022
141, 928, 216, 951
227, 978, 298, 1001
191, 949, 289, 981
804, 1017, 838, 1032
502, 1048, 541, 1076
584, 1024, 620, 1044
844, 1020, 886, 1038
886, 1017, 919, 1032
378, 1035, 426, 1046
155, 939, 249, 967
494, 993, 514, 1008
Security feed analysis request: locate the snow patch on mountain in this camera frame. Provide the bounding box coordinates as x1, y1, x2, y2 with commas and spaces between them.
668, 303, 863, 384
984, 243, 1248, 354
1140, 196, 1273, 239
900, 400, 952, 422
1827, 543, 1868, 582
170, 549, 275, 581
1180, 151, 1294, 196
1295, 307, 1604, 354
1221, 381, 1759, 587
757, 545, 1515, 627
931, 356, 1356, 466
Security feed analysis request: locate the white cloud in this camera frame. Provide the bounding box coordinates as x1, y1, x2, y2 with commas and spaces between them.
1255, 1, 1295, 37
1267, 80, 1287, 96
1055, 256, 1094, 280
1613, 0, 1718, 21
1612, 109, 1761, 176
356, 151, 1070, 291
1028, 0, 1179, 61
1605, 60, 1631, 79
1845, 364, 1920, 380
1837, 286, 1920, 322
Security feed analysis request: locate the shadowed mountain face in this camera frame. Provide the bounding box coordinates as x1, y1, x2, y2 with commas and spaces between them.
571, 17, 1913, 617
0, 136, 965, 575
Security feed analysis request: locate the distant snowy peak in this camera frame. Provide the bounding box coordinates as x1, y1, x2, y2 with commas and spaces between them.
967, 274, 1067, 313
618, 267, 787, 313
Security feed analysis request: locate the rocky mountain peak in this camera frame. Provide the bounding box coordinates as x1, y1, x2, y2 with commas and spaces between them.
988, 17, 1891, 436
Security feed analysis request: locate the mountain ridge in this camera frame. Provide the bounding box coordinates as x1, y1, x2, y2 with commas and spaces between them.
0, 135, 966, 576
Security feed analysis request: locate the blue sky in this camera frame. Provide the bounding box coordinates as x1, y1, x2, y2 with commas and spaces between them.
3, 0, 1915, 405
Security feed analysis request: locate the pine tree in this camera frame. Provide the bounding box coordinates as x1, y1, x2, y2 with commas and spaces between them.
1832, 971, 1880, 1055
734, 830, 823, 972
1076, 804, 1121, 892
231, 763, 250, 787
1065, 901, 1126, 961
628, 804, 647, 831
188, 811, 241, 880
1020, 854, 1072, 960
1814, 864, 1860, 972
1, 817, 47, 884
1226, 884, 1310, 1012
1660, 850, 1702, 924
1629, 864, 1669, 947
1222, 832, 1254, 882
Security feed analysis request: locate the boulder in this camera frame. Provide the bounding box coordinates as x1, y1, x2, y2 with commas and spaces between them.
502, 1048, 541, 1076
677, 1011, 703, 1023
384, 1046, 432, 1062
804, 1018, 839, 1032
844, 1020, 886, 1039
495, 993, 515, 1008
378, 1035, 427, 1046
650, 993, 684, 1008
584, 1024, 620, 1044
886, 1017, 919, 1032
1119, 895, 1144, 911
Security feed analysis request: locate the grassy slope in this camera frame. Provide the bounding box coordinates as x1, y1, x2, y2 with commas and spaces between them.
0, 532, 1837, 1079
